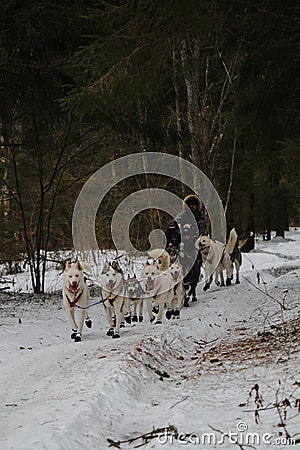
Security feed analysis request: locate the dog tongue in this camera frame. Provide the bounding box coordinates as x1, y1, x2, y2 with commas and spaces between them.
69, 284, 77, 293
147, 279, 155, 290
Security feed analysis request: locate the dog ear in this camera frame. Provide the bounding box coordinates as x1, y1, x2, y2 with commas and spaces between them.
112, 261, 123, 274
102, 262, 109, 274
75, 260, 82, 271
65, 261, 71, 270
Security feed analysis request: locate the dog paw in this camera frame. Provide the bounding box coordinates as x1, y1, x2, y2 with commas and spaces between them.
236, 280, 240, 284
226, 278, 231, 286
74, 333, 82, 342
192, 296, 197, 302
155, 320, 162, 325
203, 283, 210, 291
85, 318, 92, 328
165, 309, 173, 320
183, 300, 189, 307
112, 333, 120, 339
71, 330, 77, 340
107, 328, 114, 336
132, 314, 138, 322
152, 305, 159, 314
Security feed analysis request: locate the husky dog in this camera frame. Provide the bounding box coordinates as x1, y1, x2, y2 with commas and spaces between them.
169, 261, 185, 317
195, 228, 238, 291
126, 275, 145, 322
100, 261, 131, 339
148, 248, 170, 271
166, 242, 180, 264
62, 260, 92, 342
141, 249, 174, 324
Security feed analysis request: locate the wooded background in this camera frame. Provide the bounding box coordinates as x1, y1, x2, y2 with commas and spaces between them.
0, 0, 299, 292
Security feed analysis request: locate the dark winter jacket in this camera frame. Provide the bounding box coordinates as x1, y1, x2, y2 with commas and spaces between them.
165, 195, 208, 247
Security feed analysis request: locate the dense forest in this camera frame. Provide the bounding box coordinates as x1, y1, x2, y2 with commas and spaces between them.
0, 0, 299, 292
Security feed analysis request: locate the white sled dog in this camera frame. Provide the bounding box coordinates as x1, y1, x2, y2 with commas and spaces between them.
141, 248, 176, 323
100, 261, 131, 339
195, 228, 239, 291
169, 261, 185, 317
62, 260, 92, 342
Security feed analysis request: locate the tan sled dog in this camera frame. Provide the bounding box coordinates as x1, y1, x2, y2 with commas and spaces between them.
195, 228, 238, 291
62, 261, 92, 342
100, 261, 131, 339
141, 249, 175, 323
169, 261, 185, 317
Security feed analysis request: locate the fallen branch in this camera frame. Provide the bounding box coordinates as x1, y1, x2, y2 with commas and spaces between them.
107, 424, 177, 448
242, 276, 285, 309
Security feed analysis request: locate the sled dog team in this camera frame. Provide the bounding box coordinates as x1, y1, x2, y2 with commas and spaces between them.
62, 228, 242, 341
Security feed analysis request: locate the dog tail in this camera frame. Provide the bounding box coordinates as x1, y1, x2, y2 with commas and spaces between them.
148, 248, 170, 270
226, 228, 238, 255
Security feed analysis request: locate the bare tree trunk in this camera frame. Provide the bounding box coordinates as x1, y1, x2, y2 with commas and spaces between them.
172, 44, 186, 198
224, 128, 237, 215
181, 36, 204, 176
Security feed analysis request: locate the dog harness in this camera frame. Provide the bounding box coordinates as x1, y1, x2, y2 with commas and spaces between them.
66, 289, 83, 308
103, 280, 125, 306
104, 293, 118, 306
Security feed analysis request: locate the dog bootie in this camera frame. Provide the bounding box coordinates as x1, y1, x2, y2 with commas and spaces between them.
226, 278, 231, 286
124, 313, 131, 324
173, 308, 180, 317
152, 305, 159, 314
132, 314, 138, 322
139, 315, 143, 322
155, 320, 162, 325
71, 329, 77, 340
74, 333, 82, 342
107, 328, 114, 336
112, 332, 120, 339
192, 296, 197, 302
203, 283, 210, 291
85, 318, 92, 328
183, 299, 189, 307
166, 309, 173, 320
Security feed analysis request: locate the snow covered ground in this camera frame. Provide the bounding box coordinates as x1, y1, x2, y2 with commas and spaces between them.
0, 230, 299, 450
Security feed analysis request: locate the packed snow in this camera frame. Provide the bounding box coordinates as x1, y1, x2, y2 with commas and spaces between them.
0, 230, 299, 450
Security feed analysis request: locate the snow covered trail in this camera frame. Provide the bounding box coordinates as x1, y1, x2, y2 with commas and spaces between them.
0, 230, 299, 450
